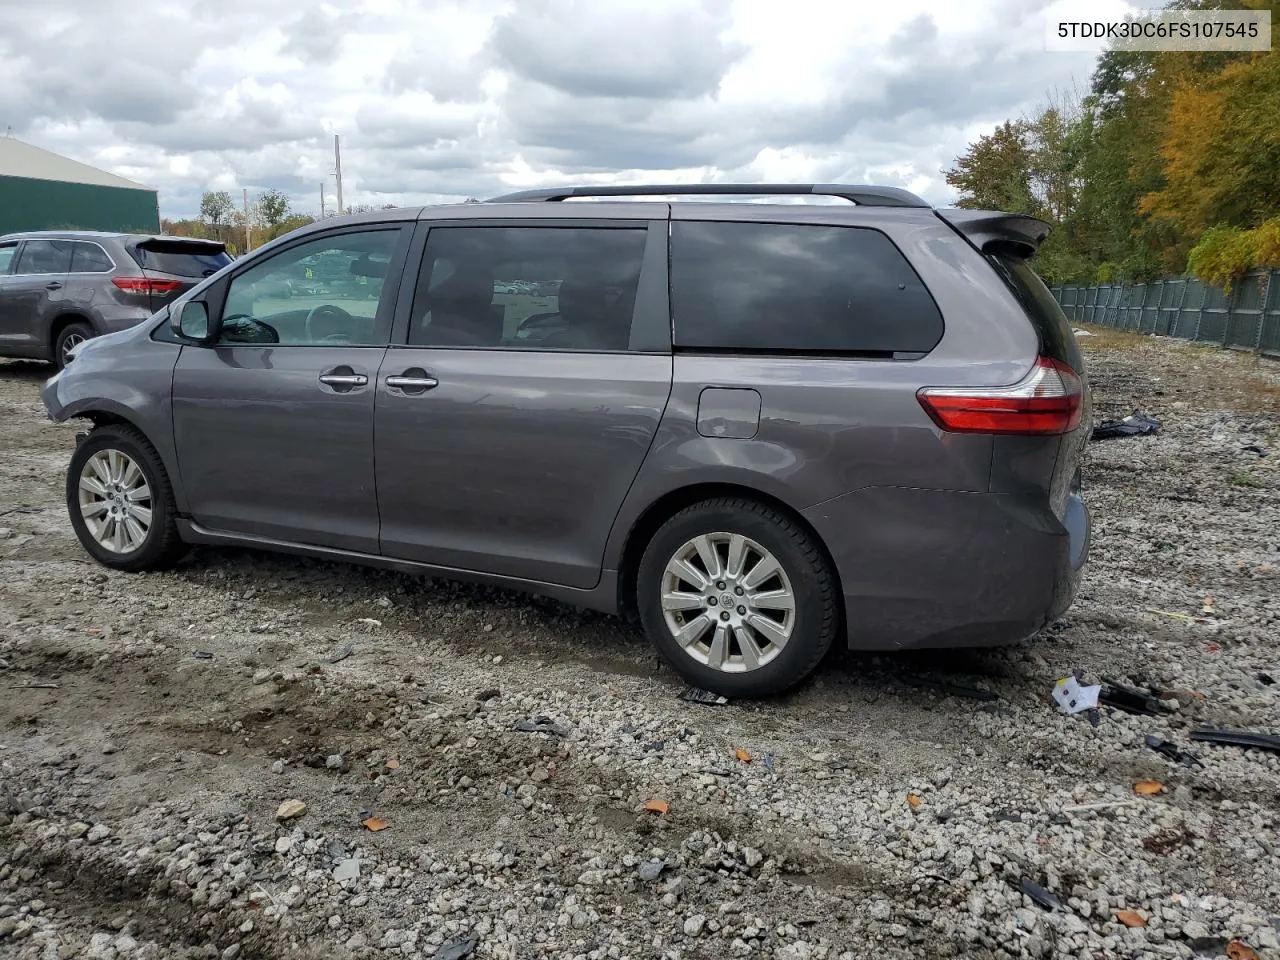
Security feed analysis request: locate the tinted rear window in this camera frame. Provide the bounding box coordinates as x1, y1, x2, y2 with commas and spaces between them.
670, 221, 943, 355
133, 242, 231, 278
14, 239, 73, 274
69, 242, 113, 273
987, 254, 1083, 371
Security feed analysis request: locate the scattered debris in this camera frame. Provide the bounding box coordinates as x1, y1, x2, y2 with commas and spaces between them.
995, 811, 1024, 822
355, 617, 382, 628
734, 748, 752, 763
332, 858, 361, 882
1061, 799, 1139, 814
325, 642, 354, 664
276, 799, 307, 821
762, 754, 776, 774
1053, 675, 1101, 715
637, 860, 668, 882
191, 651, 215, 659
1188, 728, 1280, 755
1143, 826, 1194, 854
1226, 941, 1261, 960
1072, 327, 1094, 337
361, 817, 390, 832
642, 799, 669, 816
325, 754, 344, 770
1091, 412, 1161, 442
433, 937, 478, 960
1115, 910, 1147, 928
1017, 878, 1062, 912
1258, 673, 1275, 687
1133, 780, 1165, 796
1145, 735, 1200, 766
11, 682, 59, 690
643, 740, 664, 752
385, 759, 400, 771
514, 716, 569, 738
907, 793, 922, 808
475, 688, 501, 702
1099, 678, 1170, 717
680, 686, 730, 706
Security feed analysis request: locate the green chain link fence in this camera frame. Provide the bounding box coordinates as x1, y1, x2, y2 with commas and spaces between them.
1051, 268, 1280, 357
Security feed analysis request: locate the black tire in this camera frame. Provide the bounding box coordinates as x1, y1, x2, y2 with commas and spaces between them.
66, 424, 186, 572
54, 321, 93, 370
636, 497, 839, 698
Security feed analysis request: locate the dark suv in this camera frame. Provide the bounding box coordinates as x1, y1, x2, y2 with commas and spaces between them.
0, 230, 231, 367
40, 184, 1091, 697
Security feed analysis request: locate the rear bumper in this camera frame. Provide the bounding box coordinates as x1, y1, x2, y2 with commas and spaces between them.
803, 486, 1089, 651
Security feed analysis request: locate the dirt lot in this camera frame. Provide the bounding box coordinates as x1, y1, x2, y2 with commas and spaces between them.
2, 332, 1279, 960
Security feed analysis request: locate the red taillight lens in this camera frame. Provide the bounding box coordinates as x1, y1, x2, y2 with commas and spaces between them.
917, 357, 1083, 435
112, 277, 183, 294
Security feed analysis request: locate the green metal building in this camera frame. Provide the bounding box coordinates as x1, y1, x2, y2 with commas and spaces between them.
0, 136, 160, 236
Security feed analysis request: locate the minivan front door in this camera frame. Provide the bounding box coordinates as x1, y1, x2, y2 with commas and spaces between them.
171, 225, 410, 553
374, 221, 672, 588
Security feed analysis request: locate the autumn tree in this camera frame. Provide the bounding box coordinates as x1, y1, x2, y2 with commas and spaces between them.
199, 191, 234, 241
257, 189, 290, 239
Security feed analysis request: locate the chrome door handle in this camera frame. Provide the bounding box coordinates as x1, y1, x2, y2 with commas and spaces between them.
319, 373, 368, 386
385, 376, 438, 390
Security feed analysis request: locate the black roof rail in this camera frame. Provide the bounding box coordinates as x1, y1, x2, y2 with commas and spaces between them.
485, 183, 931, 208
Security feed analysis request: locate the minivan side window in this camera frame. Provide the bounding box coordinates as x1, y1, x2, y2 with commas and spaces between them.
218, 229, 401, 345
670, 222, 944, 355
409, 226, 648, 351
0, 243, 16, 275
69, 242, 113, 273
13, 239, 74, 276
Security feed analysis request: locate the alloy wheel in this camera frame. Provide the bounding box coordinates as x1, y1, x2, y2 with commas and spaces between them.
77, 449, 153, 553
660, 532, 796, 673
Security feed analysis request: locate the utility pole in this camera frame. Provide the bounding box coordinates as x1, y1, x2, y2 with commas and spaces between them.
242, 188, 252, 252
320, 182, 326, 219
334, 134, 344, 216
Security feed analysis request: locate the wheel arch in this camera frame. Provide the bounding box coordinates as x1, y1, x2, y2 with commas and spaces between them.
49, 312, 97, 356
616, 482, 844, 625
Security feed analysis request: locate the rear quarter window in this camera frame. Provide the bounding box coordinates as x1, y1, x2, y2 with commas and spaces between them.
132, 242, 231, 278
670, 221, 943, 355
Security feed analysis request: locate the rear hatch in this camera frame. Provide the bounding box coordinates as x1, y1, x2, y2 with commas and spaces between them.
930, 209, 1092, 533
122, 237, 233, 311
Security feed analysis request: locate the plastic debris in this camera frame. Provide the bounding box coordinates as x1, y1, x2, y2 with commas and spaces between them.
1072, 327, 1094, 337
514, 716, 569, 737
191, 650, 215, 659
1188, 728, 1280, 755
1226, 942, 1261, 960
1053, 675, 1101, 715
1091, 413, 1161, 442
680, 686, 730, 705
642, 799, 669, 815
362, 817, 390, 832
1017, 878, 1062, 911
762, 754, 776, 774
1144, 734, 1199, 766
1133, 780, 1165, 796
1116, 910, 1147, 928
1099, 678, 1170, 717
907, 793, 922, 808
734, 748, 752, 763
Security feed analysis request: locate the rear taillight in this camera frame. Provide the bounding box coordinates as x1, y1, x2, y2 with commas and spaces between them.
112, 277, 183, 294
917, 357, 1083, 435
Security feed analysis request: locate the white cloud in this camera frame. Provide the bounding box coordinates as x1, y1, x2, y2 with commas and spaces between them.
0, 0, 1100, 218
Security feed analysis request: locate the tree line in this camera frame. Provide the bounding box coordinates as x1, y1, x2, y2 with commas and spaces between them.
945, 0, 1279, 289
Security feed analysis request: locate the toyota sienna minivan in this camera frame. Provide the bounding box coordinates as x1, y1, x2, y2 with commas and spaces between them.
41, 184, 1091, 697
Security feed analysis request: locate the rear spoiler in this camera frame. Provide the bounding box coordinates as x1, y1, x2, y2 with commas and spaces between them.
130, 236, 228, 254
934, 209, 1050, 260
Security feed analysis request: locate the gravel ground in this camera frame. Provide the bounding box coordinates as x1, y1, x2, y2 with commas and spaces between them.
1, 331, 1279, 960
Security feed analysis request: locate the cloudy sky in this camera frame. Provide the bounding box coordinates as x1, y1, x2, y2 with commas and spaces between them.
0, 0, 1128, 220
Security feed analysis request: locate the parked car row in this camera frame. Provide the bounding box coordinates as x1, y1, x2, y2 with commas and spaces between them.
32, 184, 1092, 697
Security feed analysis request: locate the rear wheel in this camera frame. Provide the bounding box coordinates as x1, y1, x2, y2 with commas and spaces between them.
54, 321, 92, 369
66, 424, 186, 572
636, 497, 839, 698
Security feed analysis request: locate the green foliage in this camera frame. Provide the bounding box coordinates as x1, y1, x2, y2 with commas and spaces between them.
199, 191, 234, 227
257, 189, 290, 236
1186, 225, 1260, 290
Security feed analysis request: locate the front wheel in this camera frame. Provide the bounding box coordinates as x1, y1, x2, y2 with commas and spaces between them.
66, 425, 186, 572
636, 498, 840, 698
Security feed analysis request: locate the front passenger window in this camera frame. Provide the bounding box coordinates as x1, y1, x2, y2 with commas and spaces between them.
219, 230, 401, 346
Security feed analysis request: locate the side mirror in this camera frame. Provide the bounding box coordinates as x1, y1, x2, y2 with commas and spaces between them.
172, 301, 213, 343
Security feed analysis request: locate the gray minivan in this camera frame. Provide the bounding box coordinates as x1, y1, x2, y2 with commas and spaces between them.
39, 184, 1091, 697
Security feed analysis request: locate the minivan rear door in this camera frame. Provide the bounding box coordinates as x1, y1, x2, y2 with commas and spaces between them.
373, 215, 673, 589
125, 238, 232, 311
